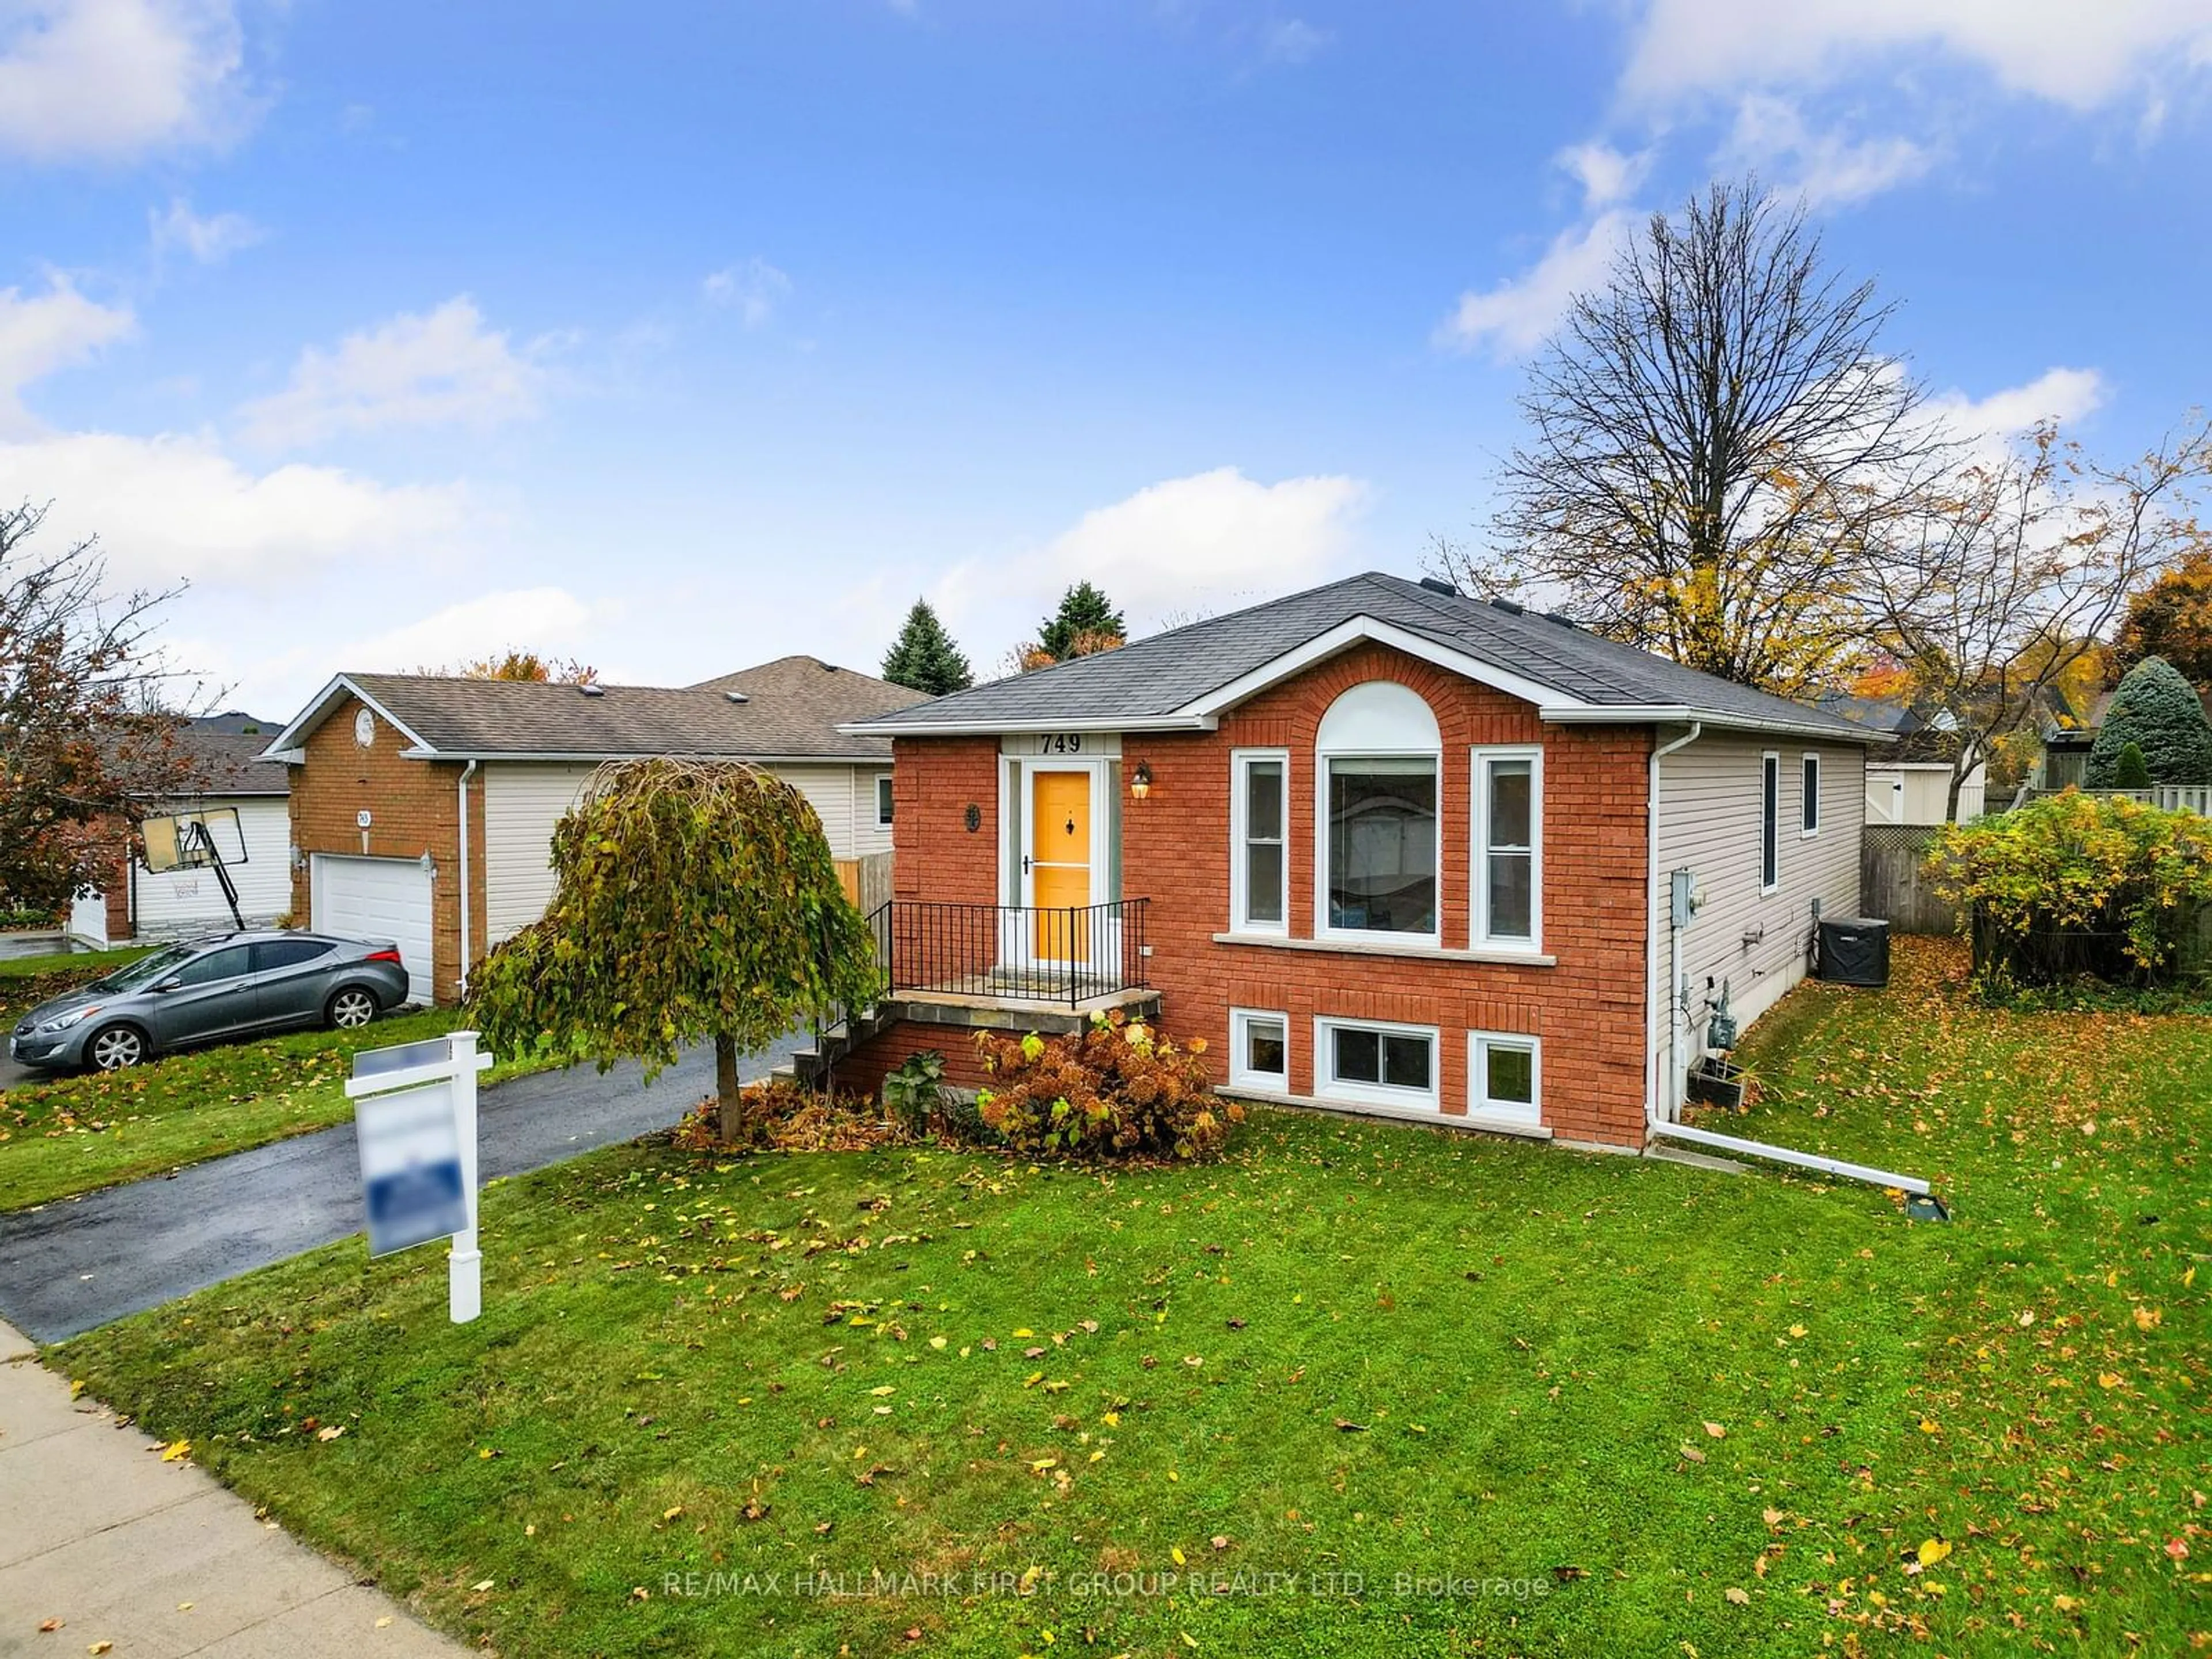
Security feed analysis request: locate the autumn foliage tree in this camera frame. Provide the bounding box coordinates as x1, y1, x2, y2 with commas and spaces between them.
1853, 419, 2212, 816
424, 649, 599, 683
468, 759, 882, 1142
1433, 177, 1946, 695
0, 501, 200, 913
2117, 547, 2212, 685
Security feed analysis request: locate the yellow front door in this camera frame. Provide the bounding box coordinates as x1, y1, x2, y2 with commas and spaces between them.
1030, 769, 1092, 960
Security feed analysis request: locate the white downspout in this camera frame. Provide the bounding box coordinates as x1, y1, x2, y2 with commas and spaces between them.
456, 759, 479, 1000
1648, 721, 1702, 1132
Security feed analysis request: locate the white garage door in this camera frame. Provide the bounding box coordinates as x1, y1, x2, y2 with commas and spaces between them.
312, 854, 434, 1005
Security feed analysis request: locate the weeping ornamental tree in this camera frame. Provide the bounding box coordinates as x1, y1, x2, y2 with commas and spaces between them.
468, 759, 882, 1141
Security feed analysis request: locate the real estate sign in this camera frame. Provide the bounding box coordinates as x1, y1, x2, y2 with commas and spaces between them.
355, 1080, 467, 1256
347, 1031, 494, 1321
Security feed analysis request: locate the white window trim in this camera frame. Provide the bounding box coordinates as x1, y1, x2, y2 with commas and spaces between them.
1229, 749, 1290, 936
1470, 744, 1543, 952
1228, 1007, 1290, 1091
1314, 1015, 1441, 1110
874, 772, 895, 829
1468, 1029, 1541, 1126
1800, 752, 1820, 839
1315, 751, 1442, 949
1760, 750, 1781, 894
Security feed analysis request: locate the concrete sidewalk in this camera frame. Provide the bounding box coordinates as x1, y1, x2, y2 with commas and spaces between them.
0, 1320, 463, 1658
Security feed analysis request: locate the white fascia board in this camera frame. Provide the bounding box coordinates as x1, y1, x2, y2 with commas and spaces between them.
836, 714, 1217, 738
261, 673, 440, 758
1175, 615, 1582, 722
1538, 703, 1894, 745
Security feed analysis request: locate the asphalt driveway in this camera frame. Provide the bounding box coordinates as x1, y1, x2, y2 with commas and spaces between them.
0, 1035, 802, 1344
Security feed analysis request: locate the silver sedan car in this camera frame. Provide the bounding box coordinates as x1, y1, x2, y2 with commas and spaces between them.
9, 931, 414, 1072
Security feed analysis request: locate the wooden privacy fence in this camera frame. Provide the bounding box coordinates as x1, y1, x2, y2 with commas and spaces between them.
834, 851, 895, 916
1862, 824, 1957, 935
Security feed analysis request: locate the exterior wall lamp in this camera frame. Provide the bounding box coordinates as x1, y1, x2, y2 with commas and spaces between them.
1130, 760, 1154, 800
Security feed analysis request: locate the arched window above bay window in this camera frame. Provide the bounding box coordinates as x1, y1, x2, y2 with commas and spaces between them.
1316, 682, 1441, 943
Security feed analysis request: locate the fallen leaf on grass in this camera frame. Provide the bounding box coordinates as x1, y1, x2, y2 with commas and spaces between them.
1703, 1421, 1726, 1439
159, 1440, 189, 1462
1725, 1588, 1749, 1606
471, 1580, 494, 1593
1916, 1538, 1952, 1567
1678, 1445, 1706, 1464
316, 1425, 345, 1442
1332, 1419, 1369, 1433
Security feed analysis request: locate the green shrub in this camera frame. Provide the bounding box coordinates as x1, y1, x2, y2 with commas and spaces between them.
882, 1050, 946, 1135
2112, 740, 2153, 789
973, 1015, 1234, 1161
1926, 790, 2212, 987
2086, 655, 2212, 786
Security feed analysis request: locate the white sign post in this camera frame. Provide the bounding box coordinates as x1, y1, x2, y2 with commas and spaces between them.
349, 1030, 495, 1324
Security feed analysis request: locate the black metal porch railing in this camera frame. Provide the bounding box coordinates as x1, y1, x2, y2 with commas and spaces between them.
869, 898, 1150, 1008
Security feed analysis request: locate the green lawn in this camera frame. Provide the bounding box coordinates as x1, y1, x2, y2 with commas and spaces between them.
51, 940, 2209, 1657
0, 1006, 559, 1211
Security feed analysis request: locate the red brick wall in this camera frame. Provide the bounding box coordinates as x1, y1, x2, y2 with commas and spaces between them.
287, 693, 489, 1005
887, 643, 1655, 1146
831, 1021, 1000, 1101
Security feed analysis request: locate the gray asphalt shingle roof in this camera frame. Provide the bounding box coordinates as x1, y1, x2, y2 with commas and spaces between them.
850, 571, 1874, 740
302, 656, 926, 761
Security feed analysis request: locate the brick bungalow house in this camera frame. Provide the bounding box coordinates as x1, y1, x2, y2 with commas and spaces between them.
830, 573, 1880, 1151
260, 657, 926, 1005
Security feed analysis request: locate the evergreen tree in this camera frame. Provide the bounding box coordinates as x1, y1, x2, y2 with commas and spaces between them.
2086, 655, 2212, 787
880, 599, 973, 695
1037, 581, 1127, 662
2112, 741, 2152, 789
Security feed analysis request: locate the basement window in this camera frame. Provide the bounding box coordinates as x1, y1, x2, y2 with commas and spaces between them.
1316, 1016, 1438, 1110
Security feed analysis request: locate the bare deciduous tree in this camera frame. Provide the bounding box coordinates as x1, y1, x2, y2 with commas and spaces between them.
1853, 419, 2212, 817
1433, 177, 1948, 694
0, 501, 201, 913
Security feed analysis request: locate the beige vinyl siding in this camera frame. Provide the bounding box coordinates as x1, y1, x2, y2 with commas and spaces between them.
483, 763, 599, 944
131, 795, 293, 938
1650, 734, 1865, 1115
777, 764, 895, 861
483, 760, 895, 946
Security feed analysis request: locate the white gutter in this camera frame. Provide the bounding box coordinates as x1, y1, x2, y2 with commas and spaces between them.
456, 759, 479, 999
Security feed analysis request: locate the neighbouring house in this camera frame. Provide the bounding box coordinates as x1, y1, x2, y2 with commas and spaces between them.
259, 657, 927, 1005
826, 571, 1882, 1152
67, 713, 294, 948
1813, 692, 1985, 823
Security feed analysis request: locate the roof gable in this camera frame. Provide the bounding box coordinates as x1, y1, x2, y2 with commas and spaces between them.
264, 658, 929, 762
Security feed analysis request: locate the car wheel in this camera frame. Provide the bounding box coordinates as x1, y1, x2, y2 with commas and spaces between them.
327, 987, 379, 1031
86, 1024, 149, 1071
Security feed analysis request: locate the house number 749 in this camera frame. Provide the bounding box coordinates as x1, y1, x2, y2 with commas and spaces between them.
1034, 733, 1084, 755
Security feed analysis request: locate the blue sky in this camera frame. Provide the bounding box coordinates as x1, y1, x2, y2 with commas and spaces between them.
2, 0, 2209, 715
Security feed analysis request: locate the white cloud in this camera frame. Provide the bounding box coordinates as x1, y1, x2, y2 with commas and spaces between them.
236, 297, 551, 448
0, 0, 248, 162
1433, 209, 1636, 358
1260, 18, 1331, 65
701, 259, 792, 328
1722, 94, 1933, 207
918, 468, 1370, 666
0, 429, 467, 586
0, 275, 134, 428
1929, 366, 2109, 450
320, 586, 597, 675
1621, 0, 2212, 112
150, 196, 263, 265
1557, 141, 1652, 209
